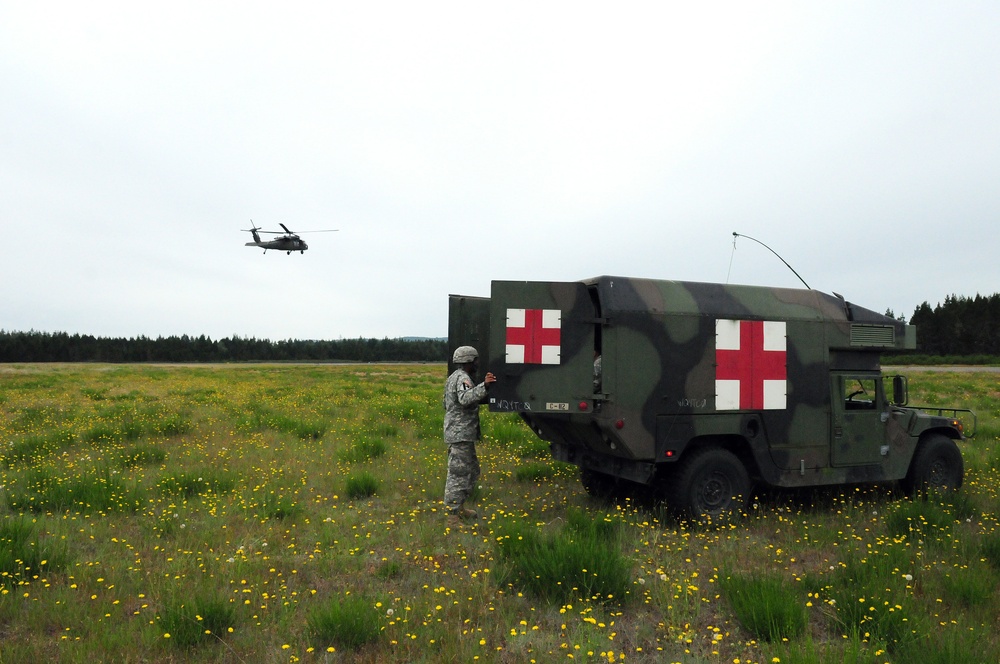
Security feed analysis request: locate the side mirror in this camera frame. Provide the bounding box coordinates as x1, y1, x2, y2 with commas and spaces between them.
890, 375, 908, 406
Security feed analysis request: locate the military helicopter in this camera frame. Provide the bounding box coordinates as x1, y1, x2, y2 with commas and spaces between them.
243, 222, 338, 254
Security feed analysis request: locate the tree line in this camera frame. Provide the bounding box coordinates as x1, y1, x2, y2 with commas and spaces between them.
1, 292, 997, 363
0, 331, 448, 363
906, 293, 1000, 358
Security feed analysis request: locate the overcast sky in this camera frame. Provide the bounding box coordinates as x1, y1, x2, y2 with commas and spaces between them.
3, 2, 998, 341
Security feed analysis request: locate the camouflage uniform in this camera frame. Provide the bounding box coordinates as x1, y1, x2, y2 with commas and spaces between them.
443, 367, 487, 513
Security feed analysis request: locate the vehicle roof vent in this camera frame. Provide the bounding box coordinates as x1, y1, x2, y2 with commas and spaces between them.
851, 324, 895, 347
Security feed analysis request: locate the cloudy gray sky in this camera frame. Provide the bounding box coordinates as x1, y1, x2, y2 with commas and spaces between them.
3, 2, 998, 341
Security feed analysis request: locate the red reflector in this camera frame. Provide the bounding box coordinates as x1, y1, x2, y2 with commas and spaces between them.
615, 419, 625, 430
579, 402, 589, 411
665, 450, 675, 458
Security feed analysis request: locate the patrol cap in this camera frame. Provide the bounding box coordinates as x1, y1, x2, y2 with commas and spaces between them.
452, 345, 479, 364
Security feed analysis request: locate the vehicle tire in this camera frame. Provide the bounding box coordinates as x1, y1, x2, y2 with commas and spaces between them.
580, 468, 618, 501
904, 433, 963, 496
669, 447, 750, 521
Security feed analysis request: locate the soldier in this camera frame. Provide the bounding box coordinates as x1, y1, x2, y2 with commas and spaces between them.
443, 345, 496, 527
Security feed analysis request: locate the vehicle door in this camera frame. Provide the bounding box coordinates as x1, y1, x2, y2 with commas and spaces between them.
830, 373, 886, 466
487, 280, 597, 414
448, 294, 491, 375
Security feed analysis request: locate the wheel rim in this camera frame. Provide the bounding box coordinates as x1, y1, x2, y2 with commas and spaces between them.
695, 471, 734, 513
927, 456, 953, 489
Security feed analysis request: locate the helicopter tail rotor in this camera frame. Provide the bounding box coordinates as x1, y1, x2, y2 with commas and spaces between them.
241, 220, 263, 244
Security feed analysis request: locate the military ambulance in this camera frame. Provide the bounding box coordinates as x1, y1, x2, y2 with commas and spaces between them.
448, 277, 972, 518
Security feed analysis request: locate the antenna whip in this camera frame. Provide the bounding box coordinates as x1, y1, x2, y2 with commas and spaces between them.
726, 232, 738, 283
731, 232, 811, 290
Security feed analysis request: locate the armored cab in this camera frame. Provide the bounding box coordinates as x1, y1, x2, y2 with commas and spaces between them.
449, 277, 970, 517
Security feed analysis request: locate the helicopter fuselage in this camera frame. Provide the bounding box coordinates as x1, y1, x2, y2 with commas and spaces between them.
245, 236, 309, 254
242, 223, 335, 254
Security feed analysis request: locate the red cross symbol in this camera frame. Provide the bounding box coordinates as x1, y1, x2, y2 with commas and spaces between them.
716, 320, 787, 409
505, 308, 561, 364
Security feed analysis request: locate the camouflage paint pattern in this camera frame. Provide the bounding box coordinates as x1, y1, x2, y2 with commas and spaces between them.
443, 368, 488, 444
444, 442, 480, 511
448, 276, 968, 494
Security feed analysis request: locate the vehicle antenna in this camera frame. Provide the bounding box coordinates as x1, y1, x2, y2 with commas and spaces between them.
731, 232, 811, 290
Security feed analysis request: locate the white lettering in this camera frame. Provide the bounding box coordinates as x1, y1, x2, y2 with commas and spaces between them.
677, 398, 708, 409
496, 400, 532, 412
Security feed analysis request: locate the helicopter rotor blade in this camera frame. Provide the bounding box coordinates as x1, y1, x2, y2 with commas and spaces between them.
241, 223, 338, 235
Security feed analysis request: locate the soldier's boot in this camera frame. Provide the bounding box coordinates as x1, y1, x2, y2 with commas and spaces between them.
458, 507, 478, 520
446, 513, 462, 529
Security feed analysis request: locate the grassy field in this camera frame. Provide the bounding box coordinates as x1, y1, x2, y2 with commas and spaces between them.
0, 363, 998, 663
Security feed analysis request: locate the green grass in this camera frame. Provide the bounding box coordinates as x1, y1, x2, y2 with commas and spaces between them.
719, 570, 807, 642
259, 490, 304, 520
980, 530, 1000, 569
493, 509, 632, 605
884, 496, 955, 541
2, 429, 76, 466
0, 517, 69, 585
0, 363, 996, 662
159, 592, 239, 647
344, 471, 380, 499
116, 443, 167, 468
157, 469, 238, 497
513, 461, 557, 482
307, 593, 385, 651
337, 436, 388, 463
5, 466, 145, 512
828, 545, 923, 653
